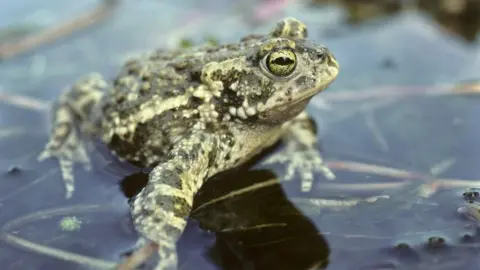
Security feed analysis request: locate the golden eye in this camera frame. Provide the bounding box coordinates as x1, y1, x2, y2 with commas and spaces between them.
266, 49, 297, 77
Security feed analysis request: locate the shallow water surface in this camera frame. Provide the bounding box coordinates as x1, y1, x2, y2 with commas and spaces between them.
1, 1, 480, 270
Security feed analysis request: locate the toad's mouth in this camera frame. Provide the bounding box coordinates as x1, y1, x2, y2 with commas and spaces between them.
258, 86, 326, 122
294, 87, 322, 103
271, 86, 323, 111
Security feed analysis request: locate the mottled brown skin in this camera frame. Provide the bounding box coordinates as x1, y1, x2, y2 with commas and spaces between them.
38, 18, 339, 270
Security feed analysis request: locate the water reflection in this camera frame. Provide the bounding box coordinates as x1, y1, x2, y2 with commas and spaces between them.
121, 168, 331, 270
310, 0, 480, 42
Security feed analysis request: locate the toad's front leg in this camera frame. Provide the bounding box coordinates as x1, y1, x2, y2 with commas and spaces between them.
262, 110, 335, 192
129, 133, 218, 270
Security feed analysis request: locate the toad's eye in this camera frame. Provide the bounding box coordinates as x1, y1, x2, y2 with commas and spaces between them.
266, 49, 297, 77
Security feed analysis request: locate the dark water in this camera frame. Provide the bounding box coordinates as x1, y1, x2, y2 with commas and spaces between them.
1, 1, 480, 270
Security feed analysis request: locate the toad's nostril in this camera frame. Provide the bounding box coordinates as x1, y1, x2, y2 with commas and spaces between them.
316, 52, 325, 62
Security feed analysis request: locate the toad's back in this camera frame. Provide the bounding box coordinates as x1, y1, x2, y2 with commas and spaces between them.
94, 35, 273, 165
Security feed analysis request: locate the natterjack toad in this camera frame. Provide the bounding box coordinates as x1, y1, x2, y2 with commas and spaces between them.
38, 17, 339, 269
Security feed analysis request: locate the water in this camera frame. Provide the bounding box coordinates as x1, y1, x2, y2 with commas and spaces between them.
1, 1, 479, 269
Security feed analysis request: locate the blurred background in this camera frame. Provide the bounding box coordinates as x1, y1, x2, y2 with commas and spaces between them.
1, 1, 480, 270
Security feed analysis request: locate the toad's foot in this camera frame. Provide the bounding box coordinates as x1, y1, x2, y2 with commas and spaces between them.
262, 139, 335, 192
38, 73, 106, 198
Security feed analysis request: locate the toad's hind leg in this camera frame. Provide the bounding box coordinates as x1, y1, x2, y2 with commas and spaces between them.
128, 133, 218, 270
38, 73, 107, 198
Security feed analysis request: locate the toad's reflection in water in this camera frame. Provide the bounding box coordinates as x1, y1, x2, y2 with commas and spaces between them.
120, 168, 330, 270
